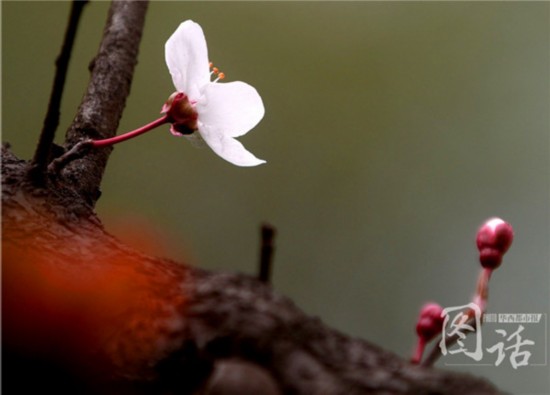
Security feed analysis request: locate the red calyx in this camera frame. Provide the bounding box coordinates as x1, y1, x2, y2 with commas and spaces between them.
162, 92, 198, 134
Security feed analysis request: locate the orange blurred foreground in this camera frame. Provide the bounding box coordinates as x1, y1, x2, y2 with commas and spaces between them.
2, 221, 188, 392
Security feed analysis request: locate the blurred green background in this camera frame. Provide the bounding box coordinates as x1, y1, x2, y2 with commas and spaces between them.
2, 1, 549, 393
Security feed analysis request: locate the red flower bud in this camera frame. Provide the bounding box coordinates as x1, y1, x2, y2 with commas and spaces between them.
415, 303, 444, 341
411, 302, 444, 363
476, 218, 514, 269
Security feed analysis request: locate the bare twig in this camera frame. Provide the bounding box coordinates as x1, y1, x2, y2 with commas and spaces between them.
28, 0, 88, 185
47, 140, 93, 175
258, 223, 276, 283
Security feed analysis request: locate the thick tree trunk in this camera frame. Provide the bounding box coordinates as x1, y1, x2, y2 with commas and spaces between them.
1, 1, 504, 394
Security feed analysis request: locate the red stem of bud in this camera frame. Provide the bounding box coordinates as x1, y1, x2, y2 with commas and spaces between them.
473, 267, 493, 313
411, 338, 426, 364
91, 115, 170, 148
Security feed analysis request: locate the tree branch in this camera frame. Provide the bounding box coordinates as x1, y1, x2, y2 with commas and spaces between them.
60, 0, 148, 206
28, 0, 88, 186
2, 147, 504, 394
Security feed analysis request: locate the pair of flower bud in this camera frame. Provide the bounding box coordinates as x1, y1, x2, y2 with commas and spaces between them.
412, 217, 514, 365
417, 219, 515, 338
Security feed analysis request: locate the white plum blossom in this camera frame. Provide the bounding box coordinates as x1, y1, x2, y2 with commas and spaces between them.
164, 20, 265, 167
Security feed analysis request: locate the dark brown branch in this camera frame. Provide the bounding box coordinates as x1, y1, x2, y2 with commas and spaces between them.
2, 149, 504, 394
258, 223, 276, 283
60, 0, 148, 206
28, 0, 88, 185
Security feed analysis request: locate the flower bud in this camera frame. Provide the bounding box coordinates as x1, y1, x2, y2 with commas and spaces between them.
415, 303, 444, 341
476, 218, 514, 269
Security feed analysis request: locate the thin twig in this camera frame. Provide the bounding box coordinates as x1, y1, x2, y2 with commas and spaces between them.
258, 223, 276, 283
28, 0, 88, 185
47, 140, 93, 175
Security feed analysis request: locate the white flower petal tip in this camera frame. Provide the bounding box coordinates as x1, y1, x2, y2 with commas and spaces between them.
230, 150, 266, 167
165, 20, 266, 167
209, 136, 266, 167
198, 124, 265, 167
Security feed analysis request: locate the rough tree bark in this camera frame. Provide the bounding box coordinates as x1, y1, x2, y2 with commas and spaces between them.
2, 2, 504, 394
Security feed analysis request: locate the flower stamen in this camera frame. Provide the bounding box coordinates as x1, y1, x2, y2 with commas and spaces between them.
209, 61, 225, 83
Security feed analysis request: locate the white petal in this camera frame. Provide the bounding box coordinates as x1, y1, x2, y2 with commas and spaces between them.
198, 124, 266, 167
165, 20, 210, 99
196, 81, 265, 138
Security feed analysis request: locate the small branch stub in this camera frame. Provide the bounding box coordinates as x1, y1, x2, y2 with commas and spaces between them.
258, 223, 276, 284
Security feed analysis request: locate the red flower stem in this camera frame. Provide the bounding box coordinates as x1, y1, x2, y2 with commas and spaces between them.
91, 115, 170, 148
411, 338, 426, 364
473, 267, 493, 314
